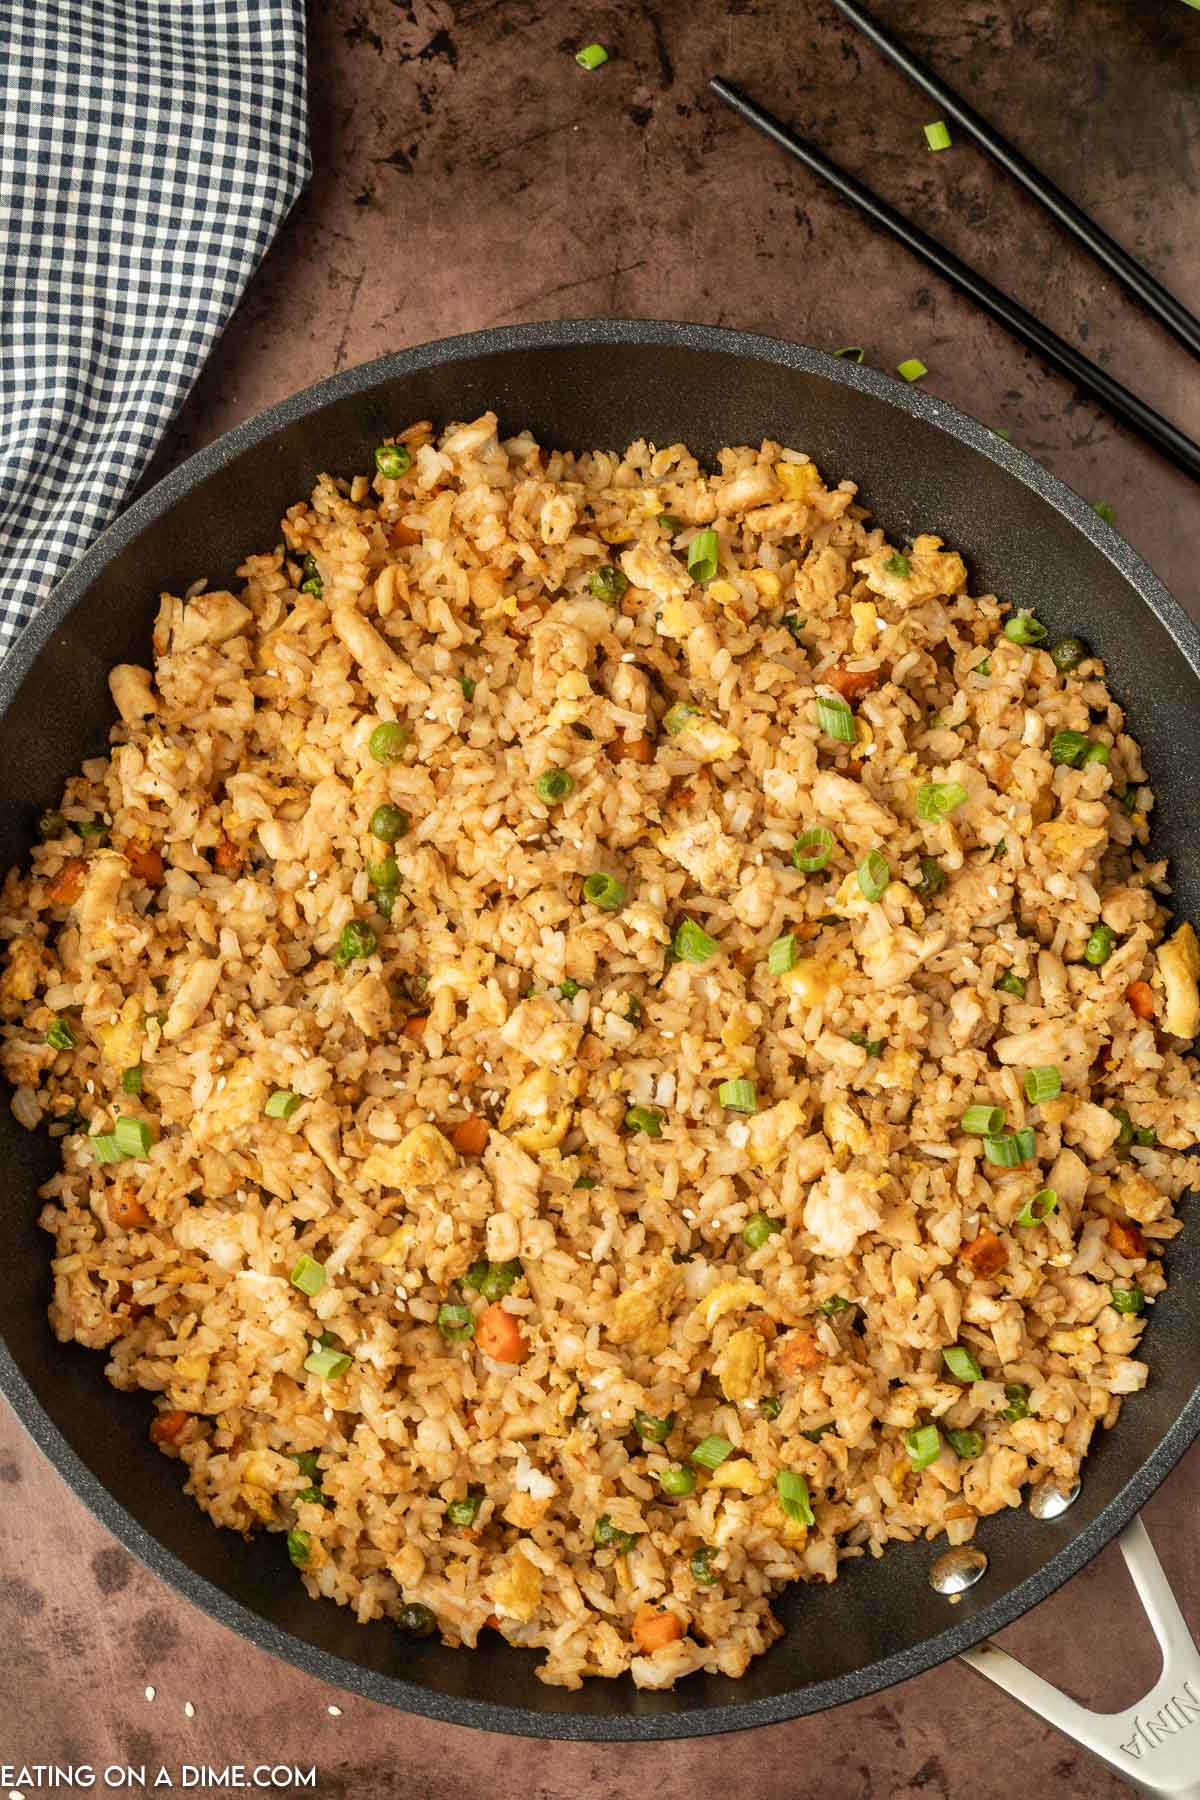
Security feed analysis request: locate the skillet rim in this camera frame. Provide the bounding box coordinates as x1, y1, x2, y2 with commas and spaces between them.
1, 316, 1198, 1740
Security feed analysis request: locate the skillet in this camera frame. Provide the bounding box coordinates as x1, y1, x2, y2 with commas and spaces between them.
0, 320, 1198, 1781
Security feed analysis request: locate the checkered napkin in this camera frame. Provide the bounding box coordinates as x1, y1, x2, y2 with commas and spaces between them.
0, 0, 310, 658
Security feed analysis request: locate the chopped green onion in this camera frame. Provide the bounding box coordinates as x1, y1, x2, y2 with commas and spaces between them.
290, 1254, 326, 1297
992, 838, 1008, 860
575, 41, 609, 68
792, 825, 834, 871
658, 1463, 697, 1497
819, 1294, 850, 1315
1133, 1125, 1157, 1147
657, 513, 682, 535
122, 1065, 144, 1096
625, 993, 642, 1026
91, 1132, 122, 1166
1004, 612, 1047, 645
915, 856, 945, 896
1002, 1383, 1031, 1422
983, 1127, 1035, 1167
447, 1491, 481, 1527
73, 819, 110, 844
588, 564, 629, 602
1050, 729, 1089, 767
1084, 924, 1116, 966
37, 810, 67, 839
286, 1529, 311, 1567
1092, 500, 1116, 526
437, 1301, 475, 1343
768, 932, 797, 975
558, 978, 581, 1000
461, 1259, 521, 1302
536, 768, 574, 805
674, 917, 718, 963
265, 1090, 302, 1119
625, 1105, 663, 1137
833, 346, 865, 362
686, 529, 720, 582
593, 1515, 636, 1552
718, 1079, 757, 1113
759, 1395, 782, 1421
847, 1030, 885, 1056
815, 696, 857, 743
1111, 1107, 1134, 1149
801, 1422, 835, 1444
896, 358, 927, 383
315, 1330, 341, 1349
113, 1115, 152, 1158
634, 1409, 675, 1443
299, 554, 323, 597
884, 551, 911, 577
973, 656, 991, 676
1016, 1187, 1058, 1228
946, 1428, 984, 1459
1111, 1284, 1145, 1315
776, 1470, 815, 1526
742, 1210, 781, 1249
690, 1545, 718, 1584
1023, 1066, 1062, 1104
583, 872, 626, 911
334, 919, 377, 967
943, 1345, 983, 1382
46, 1017, 77, 1051
662, 701, 699, 735
574, 1174, 598, 1189
304, 1345, 353, 1379
374, 443, 412, 479
460, 675, 477, 701
924, 120, 952, 151
961, 1104, 1005, 1135
904, 1424, 941, 1469
857, 849, 891, 901
691, 1435, 733, 1470
1082, 741, 1110, 766
916, 780, 968, 822
368, 721, 409, 765
782, 612, 807, 640
292, 1451, 321, 1480
997, 970, 1027, 998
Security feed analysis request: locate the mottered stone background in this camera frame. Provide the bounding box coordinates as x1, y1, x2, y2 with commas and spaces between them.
4, 3, 1200, 1796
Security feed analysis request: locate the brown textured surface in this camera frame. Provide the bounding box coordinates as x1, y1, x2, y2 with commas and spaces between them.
6, 2, 1200, 1795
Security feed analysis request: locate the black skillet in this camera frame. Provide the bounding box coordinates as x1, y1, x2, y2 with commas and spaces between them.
1, 322, 1197, 1772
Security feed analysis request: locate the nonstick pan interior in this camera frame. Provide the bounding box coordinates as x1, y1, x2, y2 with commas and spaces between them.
1, 321, 1198, 1738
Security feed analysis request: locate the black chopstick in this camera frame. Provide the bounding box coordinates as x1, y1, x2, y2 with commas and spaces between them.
708, 78, 1200, 483
829, 0, 1200, 363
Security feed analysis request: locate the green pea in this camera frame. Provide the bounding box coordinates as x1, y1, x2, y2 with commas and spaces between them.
368, 721, 409, 764
369, 803, 410, 843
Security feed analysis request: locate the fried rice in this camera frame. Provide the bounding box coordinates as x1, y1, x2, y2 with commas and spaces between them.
2, 413, 1198, 1690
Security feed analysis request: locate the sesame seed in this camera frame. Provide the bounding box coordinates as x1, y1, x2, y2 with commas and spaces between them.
328, 1705, 343, 1717
224, 1011, 234, 1026
216, 1075, 227, 1091
145, 1686, 156, 1702
184, 1701, 195, 1719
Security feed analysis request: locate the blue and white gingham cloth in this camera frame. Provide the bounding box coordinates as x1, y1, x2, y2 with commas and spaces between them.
0, 0, 310, 657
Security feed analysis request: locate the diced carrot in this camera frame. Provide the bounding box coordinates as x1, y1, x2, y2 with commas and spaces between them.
632, 1603, 685, 1653
959, 1229, 1008, 1277
777, 1329, 822, 1375
1125, 981, 1155, 1021
47, 857, 86, 905
110, 1192, 149, 1230
403, 1013, 429, 1041
476, 1302, 527, 1364
828, 663, 881, 701
390, 521, 421, 547
451, 1115, 490, 1156
213, 836, 243, 874
126, 844, 164, 888
606, 734, 655, 764
150, 1409, 190, 1446
483, 1613, 501, 1631
1107, 1216, 1147, 1259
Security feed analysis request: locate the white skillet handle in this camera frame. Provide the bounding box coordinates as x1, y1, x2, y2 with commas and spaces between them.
960, 1516, 1200, 1799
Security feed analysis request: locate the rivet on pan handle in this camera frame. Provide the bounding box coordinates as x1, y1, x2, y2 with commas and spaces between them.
961, 1517, 1200, 1799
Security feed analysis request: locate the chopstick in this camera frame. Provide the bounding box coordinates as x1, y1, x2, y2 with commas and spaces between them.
829, 0, 1200, 364
708, 78, 1200, 483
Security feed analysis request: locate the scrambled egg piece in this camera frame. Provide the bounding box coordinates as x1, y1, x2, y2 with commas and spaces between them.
710, 1458, 765, 1495
95, 995, 142, 1073
492, 1547, 542, 1622
716, 1327, 765, 1402
693, 1278, 764, 1332
853, 533, 967, 607
609, 1262, 682, 1346
499, 995, 582, 1069
745, 1097, 807, 1171
1156, 921, 1200, 1039
499, 1067, 573, 1152
665, 705, 741, 765
362, 1123, 458, 1189
658, 815, 741, 895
